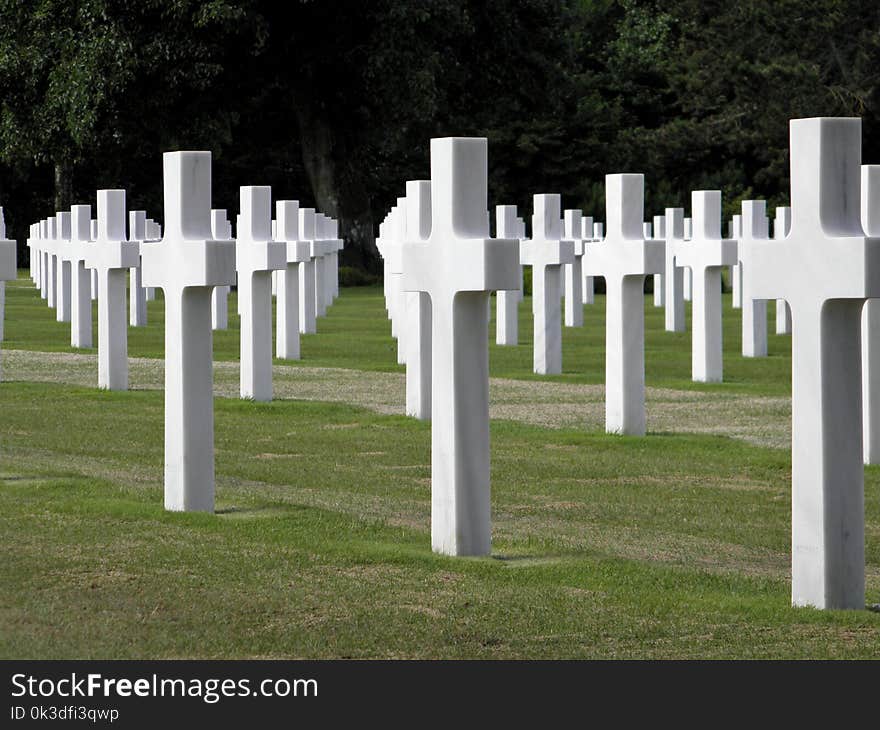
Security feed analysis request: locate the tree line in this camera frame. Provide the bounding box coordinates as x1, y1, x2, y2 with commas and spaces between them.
1, 0, 878, 270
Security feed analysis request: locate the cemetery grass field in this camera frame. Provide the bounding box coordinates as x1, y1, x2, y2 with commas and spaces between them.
2, 272, 879, 659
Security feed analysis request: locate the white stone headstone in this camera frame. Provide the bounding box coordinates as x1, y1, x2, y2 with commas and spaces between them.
582, 175, 664, 435
740, 201, 769, 357
141, 151, 236, 512
128, 210, 148, 327
495, 205, 520, 346
862, 167, 880, 467
581, 215, 595, 305
740, 117, 873, 609
0, 208, 16, 365
652, 215, 665, 307
85, 191, 138, 390
563, 209, 584, 327
673, 192, 736, 381
210, 209, 232, 330
236, 186, 286, 401
521, 195, 575, 374
275, 201, 310, 360
683, 217, 693, 300
663, 207, 685, 331
404, 180, 432, 420
298, 208, 318, 335
401, 137, 520, 556
69, 205, 93, 348
54, 212, 72, 323
774, 207, 792, 334
730, 213, 743, 309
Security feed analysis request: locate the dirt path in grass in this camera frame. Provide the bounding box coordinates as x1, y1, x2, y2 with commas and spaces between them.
1, 348, 791, 449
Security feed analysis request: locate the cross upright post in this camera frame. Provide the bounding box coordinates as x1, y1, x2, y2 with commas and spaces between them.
46, 216, 57, 309
862, 165, 880, 467
401, 137, 520, 556
0, 209, 16, 375
740, 117, 879, 609
85, 190, 139, 390
141, 151, 236, 512
774, 207, 793, 334
673, 191, 737, 382
731, 213, 743, 309
404, 180, 433, 420
581, 215, 595, 305
520, 194, 575, 374
739, 201, 769, 357
210, 209, 232, 330
652, 215, 666, 307
129, 210, 148, 327
495, 205, 520, 346
663, 207, 685, 331
387, 197, 409, 365
68, 205, 93, 348
563, 209, 584, 327
582, 174, 664, 435
54, 212, 72, 323
275, 200, 310, 360
236, 186, 286, 401
298, 208, 319, 335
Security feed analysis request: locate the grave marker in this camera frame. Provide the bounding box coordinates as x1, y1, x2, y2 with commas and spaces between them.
583, 174, 664, 435
141, 151, 236, 512
521, 194, 575, 374
401, 137, 520, 556
236, 186, 286, 401
673, 191, 736, 382
85, 190, 138, 390
739, 117, 875, 609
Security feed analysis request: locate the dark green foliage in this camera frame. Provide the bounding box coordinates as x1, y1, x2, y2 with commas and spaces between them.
1, 1, 879, 270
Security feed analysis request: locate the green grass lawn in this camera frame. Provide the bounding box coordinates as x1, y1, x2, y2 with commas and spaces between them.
1, 270, 878, 659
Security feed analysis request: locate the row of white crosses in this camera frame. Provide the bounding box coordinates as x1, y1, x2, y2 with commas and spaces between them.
23, 189, 342, 401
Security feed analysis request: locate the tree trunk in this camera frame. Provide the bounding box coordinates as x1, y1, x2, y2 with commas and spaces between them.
296, 100, 376, 272
54, 160, 73, 213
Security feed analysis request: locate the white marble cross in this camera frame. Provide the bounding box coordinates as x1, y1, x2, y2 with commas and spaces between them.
275, 200, 311, 360
582, 174, 664, 435
581, 215, 595, 305
774, 207, 792, 334
387, 198, 409, 364
739, 201, 768, 358
85, 190, 139, 390
730, 213, 743, 309
683, 217, 693, 301
210, 209, 232, 330
563, 209, 584, 327
54, 212, 72, 324
520, 194, 575, 374
89, 219, 98, 301
404, 180, 432, 420
739, 117, 877, 609
236, 186, 286, 401
495, 205, 520, 346
298, 208, 319, 335
673, 191, 737, 382
128, 210, 148, 327
401, 137, 520, 556
141, 151, 236, 512
862, 166, 880, 467
44, 217, 56, 306
652, 215, 665, 307
68, 205, 93, 348
663, 207, 685, 331
0, 208, 16, 374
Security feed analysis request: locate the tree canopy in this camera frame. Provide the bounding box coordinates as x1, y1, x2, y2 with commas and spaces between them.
1, 0, 879, 269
